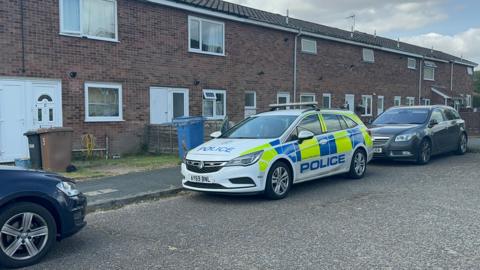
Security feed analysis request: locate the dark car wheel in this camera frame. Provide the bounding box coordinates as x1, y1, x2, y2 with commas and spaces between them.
456, 133, 468, 155
265, 161, 292, 200
0, 202, 56, 269
348, 149, 367, 179
416, 139, 431, 165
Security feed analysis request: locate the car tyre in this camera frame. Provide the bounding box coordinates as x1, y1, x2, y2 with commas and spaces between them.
0, 202, 56, 269
348, 149, 367, 179
265, 161, 292, 200
455, 132, 468, 155
416, 139, 431, 165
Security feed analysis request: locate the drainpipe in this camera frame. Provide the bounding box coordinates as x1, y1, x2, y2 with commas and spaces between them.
293, 29, 302, 103
418, 57, 423, 105
450, 61, 454, 92
20, 0, 26, 73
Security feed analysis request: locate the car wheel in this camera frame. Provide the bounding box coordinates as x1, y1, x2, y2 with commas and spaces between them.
0, 202, 56, 269
456, 133, 468, 155
348, 149, 367, 179
265, 161, 292, 200
416, 139, 431, 165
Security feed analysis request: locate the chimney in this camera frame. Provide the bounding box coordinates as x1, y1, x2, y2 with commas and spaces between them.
374, 30, 376, 39
286, 9, 289, 24
397, 38, 400, 48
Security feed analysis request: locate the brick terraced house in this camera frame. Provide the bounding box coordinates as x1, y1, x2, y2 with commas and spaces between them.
0, 0, 477, 162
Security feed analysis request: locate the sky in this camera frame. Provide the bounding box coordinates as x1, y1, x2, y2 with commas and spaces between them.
230, 0, 480, 69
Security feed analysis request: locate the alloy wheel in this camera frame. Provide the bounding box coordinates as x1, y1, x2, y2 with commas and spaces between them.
460, 134, 467, 153
354, 152, 366, 176
421, 141, 431, 163
0, 212, 49, 260
271, 167, 289, 196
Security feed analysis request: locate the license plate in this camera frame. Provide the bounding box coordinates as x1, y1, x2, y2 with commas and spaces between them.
373, 147, 383, 153
190, 175, 212, 183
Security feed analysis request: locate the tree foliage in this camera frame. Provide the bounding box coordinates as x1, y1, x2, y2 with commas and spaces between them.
475, 70, 480, 94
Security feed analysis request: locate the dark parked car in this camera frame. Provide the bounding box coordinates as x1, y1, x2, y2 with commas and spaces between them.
0, 166, 86, 268
370, 105, 468, 164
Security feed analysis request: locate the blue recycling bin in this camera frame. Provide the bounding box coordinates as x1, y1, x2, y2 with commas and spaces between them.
173, 116, 205, 159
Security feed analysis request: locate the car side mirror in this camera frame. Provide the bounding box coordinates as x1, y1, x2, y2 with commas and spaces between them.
298, 130, 314, 143
429, 119, 438, 128
210, 131, 222, 139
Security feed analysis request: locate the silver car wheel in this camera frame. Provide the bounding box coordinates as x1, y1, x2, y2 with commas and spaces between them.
271, 167, 289, 196
460, 134, 467, 153
354, 152, 366, 176
0, 212, 49, 260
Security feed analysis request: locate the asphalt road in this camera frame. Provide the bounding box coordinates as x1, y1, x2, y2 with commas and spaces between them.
26, 153, 480, 270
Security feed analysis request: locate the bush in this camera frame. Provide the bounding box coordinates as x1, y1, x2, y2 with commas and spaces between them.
473, 95, 480, 108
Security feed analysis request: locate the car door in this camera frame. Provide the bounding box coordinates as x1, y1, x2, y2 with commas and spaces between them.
318, 114, 351, 174
289, 114, 323, 182
443, 108, 462, 151
429, 109, 449, 154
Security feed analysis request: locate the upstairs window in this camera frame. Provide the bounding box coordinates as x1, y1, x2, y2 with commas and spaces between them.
301, 39, 317, 54
189, 17, 225, 56
203, 90, 226, 119
362, 48, 374, 63
467, 67, 474, 75
423, 61, 436, 81
408, 58, 417, 69
60, 0, 117, 41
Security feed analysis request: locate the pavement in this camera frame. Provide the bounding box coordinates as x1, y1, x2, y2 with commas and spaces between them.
80, 136, 480, 212
27, 152, 480, 269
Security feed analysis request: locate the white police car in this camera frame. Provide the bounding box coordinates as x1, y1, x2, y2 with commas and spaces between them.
182, 103, 373, 199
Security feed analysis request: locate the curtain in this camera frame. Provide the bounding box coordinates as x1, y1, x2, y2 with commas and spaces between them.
62, 0, 80, 32
202, 21, 223, 53
83, 0, 116, 39
88, 87, 119, 117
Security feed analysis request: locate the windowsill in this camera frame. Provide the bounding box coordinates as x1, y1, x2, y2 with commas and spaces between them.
84, 118, 124, 123
60, 33, 119, 43
423, 78, 435, 81
245, 107, 257, 109
189, 49, 225, 57
408, 67, 417, 70
301, 51, 317, 55
203, 117, 226, 120
362, 60, 375, 63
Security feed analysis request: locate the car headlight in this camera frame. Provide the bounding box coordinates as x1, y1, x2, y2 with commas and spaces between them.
395, 133, 416, 142
57, 181, 80, 197
225, 150, 264, 167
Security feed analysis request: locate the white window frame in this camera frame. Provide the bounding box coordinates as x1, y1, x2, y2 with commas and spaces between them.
244, 91, 256, 109
466, 94, 472, 108
301, 38, 317, 54
467, 67, 474, 75
362, 48, 374, 63
322, 93, 332, 109
188, 16, 225, 56
59, 0, 118, 42
276, 92, 290, 104
423, 99, 431, 105
407, 58, 417, 69
377, 95, 384, 115
84, 82, 123, 122
202, 89, 226, 119
394, 96, 401, 106
406, 97, 415, 106
361, 95, 373, 116
423, 66, 435, 81
300, 93, 316, 103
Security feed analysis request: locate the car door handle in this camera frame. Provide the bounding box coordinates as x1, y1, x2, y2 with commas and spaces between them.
319, 139, 328, 145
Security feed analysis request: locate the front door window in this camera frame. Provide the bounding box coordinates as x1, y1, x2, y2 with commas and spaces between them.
36, 94, 55, 128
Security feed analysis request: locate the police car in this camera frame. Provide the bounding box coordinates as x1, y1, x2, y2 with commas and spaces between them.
182, 102, 373, 199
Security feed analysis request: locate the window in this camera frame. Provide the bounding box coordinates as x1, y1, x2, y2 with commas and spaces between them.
430, 109, 445, 123
277, 93, 290, 104
408, 58, 417, 69
394, 96, 401, 106
377, 96, 384, 115
466, 94, 472, 108
322, 114, 343, 132
322, 93, 331, 108
423, 61, 436, 81
361, 95, 373, 116
203, 89, 226, 119
300, 93, 315, 103
60, 0, 117, 41
301, 39, 317, 54
223, 116, 297, 139
423, 99, 431, 105
244, 91, 256, 117
467, 67, 474, 75
85, 82, 122, 122
444, 108, 460, 120
342, 116, 358, 129
362, 48, 374, 63
406, 97, 415, 106
289, 114, 323, 141
189, 16, 225, 56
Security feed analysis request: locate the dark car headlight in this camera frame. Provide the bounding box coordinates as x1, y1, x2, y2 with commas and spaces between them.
57, 181, 80, 197
395, 133, 417, 142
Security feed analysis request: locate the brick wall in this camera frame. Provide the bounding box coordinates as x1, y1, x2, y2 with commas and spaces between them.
460, 112, 480, 135
0, 0, 476, 155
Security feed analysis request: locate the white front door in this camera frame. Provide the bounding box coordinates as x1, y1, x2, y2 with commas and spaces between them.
0, 78, 62, 162
345, 94, 354, 112
150, 87, 189, 124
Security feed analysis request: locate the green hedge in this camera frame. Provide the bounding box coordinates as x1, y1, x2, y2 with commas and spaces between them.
473, 95, 480, 108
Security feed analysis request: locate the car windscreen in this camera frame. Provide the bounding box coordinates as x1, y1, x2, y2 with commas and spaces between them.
373, 108, 430, 125
221, 115, 298, 139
